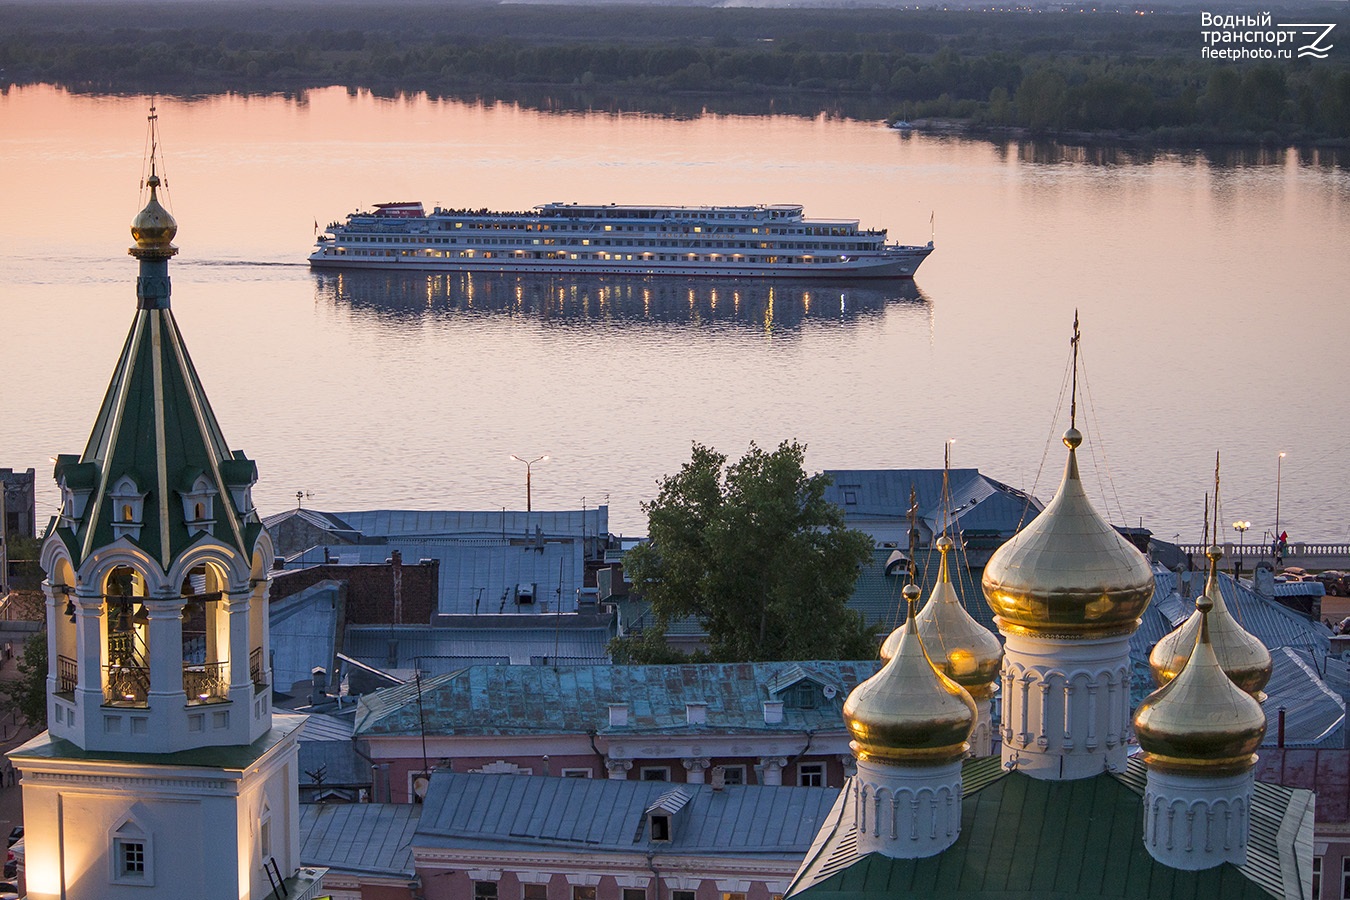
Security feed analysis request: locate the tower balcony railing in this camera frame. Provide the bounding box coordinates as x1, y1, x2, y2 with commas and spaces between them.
102, 661, 231, 706
103, 663, 150, 706
184, 660, 229, 705
57, 655, 78, 697
250, 646, 268, 694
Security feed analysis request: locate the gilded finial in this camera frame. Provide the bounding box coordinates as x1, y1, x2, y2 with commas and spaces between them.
130, 103, 178, 260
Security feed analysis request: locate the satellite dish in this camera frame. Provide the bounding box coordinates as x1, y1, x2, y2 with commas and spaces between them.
412, 775, 431, 800
822, 685, 837, 700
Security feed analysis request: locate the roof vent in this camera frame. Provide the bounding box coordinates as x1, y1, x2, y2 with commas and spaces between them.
763, 701, 784, 725
609, 704, 629, 727
686, 702, 707, 725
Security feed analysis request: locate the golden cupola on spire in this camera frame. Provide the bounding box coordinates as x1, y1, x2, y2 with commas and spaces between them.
130, 172, 178, 259
1134, 591, 1266, 774
1150, 544, 1272, 698
845, 584, 977, 765
912, 536, 1002, 693
981, 427, 1153, 638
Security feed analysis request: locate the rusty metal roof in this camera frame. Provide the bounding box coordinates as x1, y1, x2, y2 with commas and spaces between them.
354, 660, 880, 737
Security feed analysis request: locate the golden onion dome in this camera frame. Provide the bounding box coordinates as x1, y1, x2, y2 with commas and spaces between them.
913, 536, 1003, 696
1149, 545, 1272, 698
1133, 592, 1266, 775
981, 428, 1154, 638
844, 585, 976, 766
130, 173, 178, 258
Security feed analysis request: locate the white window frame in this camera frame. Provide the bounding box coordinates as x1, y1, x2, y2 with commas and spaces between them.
721, 764, 747, 786
109, 818, 154, 887
798, 763, 825, 787
561, 767, 593, 779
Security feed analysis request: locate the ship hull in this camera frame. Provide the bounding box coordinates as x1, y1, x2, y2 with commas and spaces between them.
308, 247, 932, 279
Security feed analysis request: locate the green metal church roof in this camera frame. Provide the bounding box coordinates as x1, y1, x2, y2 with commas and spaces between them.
789, 756, 1313, 900
52, 280, 260, 573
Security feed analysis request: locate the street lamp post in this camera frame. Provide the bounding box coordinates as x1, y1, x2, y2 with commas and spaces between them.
1275, 451, 1286, 553
1233, 520, 1250, 581
510, 454, 549, 512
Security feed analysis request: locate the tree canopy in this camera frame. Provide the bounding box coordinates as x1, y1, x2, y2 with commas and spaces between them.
615, 441, 877, 663
0, 629, 48, 730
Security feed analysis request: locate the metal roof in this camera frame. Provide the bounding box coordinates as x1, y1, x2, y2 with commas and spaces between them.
416, 772, 839, 857
354, 660, 880, 737
298, 712, 356, 742
270, 581, 341, 693
789, 756, 1313, 900
1262, 648, 1345, 748
334, 508, 607, 541
822, 469, 1042, 545
285, 538, 585, 616
343, 623, 612, 670
299, 802, 420, 877
261, 508, 361, 540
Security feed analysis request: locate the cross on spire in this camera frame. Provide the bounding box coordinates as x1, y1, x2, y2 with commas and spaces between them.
1069, 310, 1081, 431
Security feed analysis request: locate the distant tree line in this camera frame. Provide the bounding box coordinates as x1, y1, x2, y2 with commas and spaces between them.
2, 2, 1349, 143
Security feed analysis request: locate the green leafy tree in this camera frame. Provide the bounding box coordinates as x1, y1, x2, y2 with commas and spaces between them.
0, 630, 48, 729
619, 441, 877, 663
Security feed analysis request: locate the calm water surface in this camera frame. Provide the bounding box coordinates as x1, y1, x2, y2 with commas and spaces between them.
2, 85, 1348, 540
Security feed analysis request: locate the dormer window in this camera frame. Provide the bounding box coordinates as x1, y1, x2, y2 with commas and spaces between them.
785, 681, 819, 709
178, 473, 217, 536
650, 814, 671, 841
108, 476, 147, 542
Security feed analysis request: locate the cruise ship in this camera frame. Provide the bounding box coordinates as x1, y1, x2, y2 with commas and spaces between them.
309, 202, 933, 279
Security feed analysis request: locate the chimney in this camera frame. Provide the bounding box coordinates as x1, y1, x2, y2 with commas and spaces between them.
686, 702, 707, 725
710, 766, 726, 791
309, 666, 327, 705
763, 701, 784, 725
609, 704, 629, 727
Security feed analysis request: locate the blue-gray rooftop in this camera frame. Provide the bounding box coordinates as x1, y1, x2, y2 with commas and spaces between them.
343, 622, 612, 671
417, 772, 839, 857
285, 538, 585, 616
354, 660, 880, 737
299, 802, 420, 877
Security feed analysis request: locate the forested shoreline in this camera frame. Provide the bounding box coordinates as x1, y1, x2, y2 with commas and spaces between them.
3, 1, 1349, 144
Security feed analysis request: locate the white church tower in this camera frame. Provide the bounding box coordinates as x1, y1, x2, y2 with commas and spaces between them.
8, 110, 321, 900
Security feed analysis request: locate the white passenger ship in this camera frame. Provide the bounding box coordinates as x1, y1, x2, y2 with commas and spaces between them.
309, 202, 933, 279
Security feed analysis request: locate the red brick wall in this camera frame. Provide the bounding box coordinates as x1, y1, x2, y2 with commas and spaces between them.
270, 558, 438, 624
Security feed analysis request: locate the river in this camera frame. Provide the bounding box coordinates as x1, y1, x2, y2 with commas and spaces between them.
2, 84, 1348, 542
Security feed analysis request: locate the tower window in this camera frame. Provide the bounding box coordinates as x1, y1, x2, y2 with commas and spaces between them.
121, 841, 145, 875
123, 504, 134, 522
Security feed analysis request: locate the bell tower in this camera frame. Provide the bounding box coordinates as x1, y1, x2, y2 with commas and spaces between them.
9, 108, 320, 900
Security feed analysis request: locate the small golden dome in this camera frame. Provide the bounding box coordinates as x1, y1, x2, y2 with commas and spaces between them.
982, 429, 1153, 638
845, 589, 976, 765
1149, 545, 1272, 698
130, 173, 178, 258
913, 536, 1003, 696
1134, 593, 1266, 775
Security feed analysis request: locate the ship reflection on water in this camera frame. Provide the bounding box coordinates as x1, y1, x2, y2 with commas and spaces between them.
313, 270, 928, 329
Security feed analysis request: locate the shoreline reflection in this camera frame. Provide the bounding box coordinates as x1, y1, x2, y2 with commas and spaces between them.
314, 270, 929, 329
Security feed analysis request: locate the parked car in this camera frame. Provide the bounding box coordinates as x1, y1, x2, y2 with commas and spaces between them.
3, 839, 21, 878
1316, 571, 1348, 596
0, 879, 18, 900
5, 827, 20, 848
